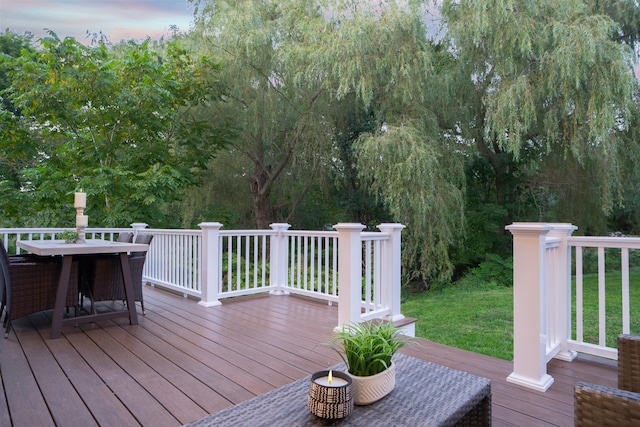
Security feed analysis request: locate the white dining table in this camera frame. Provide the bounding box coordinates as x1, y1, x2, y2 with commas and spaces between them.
16, 239, 149, 339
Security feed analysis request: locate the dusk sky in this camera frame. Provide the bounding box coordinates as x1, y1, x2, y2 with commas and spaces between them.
1, 0, 195, 43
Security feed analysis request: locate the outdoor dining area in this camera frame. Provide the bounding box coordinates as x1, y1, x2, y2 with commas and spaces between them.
1, 192, 153, 340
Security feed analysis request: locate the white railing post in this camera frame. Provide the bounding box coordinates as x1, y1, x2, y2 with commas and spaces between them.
505, 222, 554, 392
198, 222, 223, 307
269, 223, 291, 295
547, 223, 578, 362
130, 222, 148, 233
334, 223, 365, 328
377, 223, 406, 322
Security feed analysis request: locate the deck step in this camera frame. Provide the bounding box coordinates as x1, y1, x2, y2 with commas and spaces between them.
391, 316, 417, 337
371, 316, 418, 337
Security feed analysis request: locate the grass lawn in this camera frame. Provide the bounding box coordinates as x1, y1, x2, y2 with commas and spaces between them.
401, 282, 514, 360
401, 268, 640, 361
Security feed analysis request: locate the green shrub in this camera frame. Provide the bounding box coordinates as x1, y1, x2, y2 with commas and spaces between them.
463, 254, 513, 287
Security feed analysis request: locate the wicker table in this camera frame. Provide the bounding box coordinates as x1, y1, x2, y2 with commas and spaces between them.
16, 239, 148, 339
185, 353, 491, 427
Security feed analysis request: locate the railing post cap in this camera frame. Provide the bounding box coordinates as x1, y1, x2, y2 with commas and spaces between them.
198, 222, 224, 229
130, 223, 148, 229
505, 222, 553, 235
377, 223, 406, 231
333, 223, 366, 231
269, 223, 291, 230
547, 223, 578, 232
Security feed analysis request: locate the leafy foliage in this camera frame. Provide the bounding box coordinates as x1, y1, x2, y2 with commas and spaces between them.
460, 254, 514, 288
190, 0, 336, 229
357, 122, 465, 283
440, 0, 640, 234
1, 31, 227, 227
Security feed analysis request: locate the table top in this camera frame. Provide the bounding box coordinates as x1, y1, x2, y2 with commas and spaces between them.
185, 353, 491, 427
17, 239, 149, 256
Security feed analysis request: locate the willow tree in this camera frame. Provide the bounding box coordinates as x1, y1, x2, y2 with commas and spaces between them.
190, 0, 337, 229
298, 1, 465, 284
439, 0, 640, 234
190, 0, 464, 283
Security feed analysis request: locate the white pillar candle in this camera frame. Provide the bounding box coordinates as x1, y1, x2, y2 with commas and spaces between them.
313, 375, 348, 387
74, 192, 86, 208
76, 214, 88, 228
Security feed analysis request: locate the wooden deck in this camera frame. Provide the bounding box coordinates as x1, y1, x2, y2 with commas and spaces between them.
0, 286, 617, 426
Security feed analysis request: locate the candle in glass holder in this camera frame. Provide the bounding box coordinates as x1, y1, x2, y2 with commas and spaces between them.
76, 214, 88, 228
74, 191, 86, 208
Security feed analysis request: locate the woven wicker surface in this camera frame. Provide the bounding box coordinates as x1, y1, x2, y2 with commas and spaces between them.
111, 255, 146, 302
618, 335, 640, 393
81, 255, 122, 301
1, 248, 79, 337
81, 234, 152, 307
8, 259, 78, 320
573, 334, 640, 426
80, 255, 145, 307
184, 353, 491, 427
575, 382, 640, 427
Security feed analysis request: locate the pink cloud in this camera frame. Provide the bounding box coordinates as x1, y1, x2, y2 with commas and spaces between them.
0, 0, 194, 43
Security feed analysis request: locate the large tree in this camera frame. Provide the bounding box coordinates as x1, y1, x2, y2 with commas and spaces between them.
439, 0, 640, 236
1, 32, 227, 227
190, 0, 464, 283
190, 0, 337, 229
304, 1, 466, 283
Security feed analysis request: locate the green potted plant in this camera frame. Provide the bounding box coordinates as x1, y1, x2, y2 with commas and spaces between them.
58, 230, 78, 243
326, 321, 411, 405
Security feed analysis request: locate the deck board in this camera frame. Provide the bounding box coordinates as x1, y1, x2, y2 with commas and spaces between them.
15, 317, 96, 427
41, 319, 141, 427
1, 320, 55, 427
0, 285, 617, 426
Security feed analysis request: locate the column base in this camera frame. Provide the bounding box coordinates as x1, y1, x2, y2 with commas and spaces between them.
506, 372, 554, 392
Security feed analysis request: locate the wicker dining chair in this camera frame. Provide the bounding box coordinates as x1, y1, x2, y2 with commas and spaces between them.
0, 244, 78, 338
574, 334, 640, 426
78, 232, 132, 311
117, 232, 134, 244
111, 233, 153, 314
80, 233, 152, 315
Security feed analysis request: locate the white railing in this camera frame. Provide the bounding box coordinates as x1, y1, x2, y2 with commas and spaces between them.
195, 222, 406, 329
2, 222, 408, 332
285, 229, 339, 301
281, 228, 394, 321
507, 222, 640, 392
142, 229, 202, 297
568, 236, 640, 358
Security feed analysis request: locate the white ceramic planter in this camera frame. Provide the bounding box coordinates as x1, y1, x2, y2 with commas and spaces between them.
349, 361, 396, 405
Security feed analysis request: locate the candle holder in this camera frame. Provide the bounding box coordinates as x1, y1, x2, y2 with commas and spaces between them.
308, 370, 353, 420
75, 207, 87, 243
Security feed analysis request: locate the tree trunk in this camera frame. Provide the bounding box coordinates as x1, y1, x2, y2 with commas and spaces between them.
251, 159, 273, 229
475, 136, 512, 234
